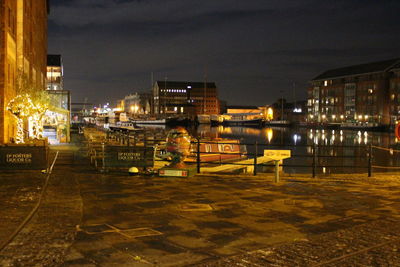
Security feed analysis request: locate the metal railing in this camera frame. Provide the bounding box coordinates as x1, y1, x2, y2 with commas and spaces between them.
85, 128, 400, 177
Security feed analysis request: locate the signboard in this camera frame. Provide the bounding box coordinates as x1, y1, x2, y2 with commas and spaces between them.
396, 123, 400, 139
104, 146, 154, 168
159, 169, 189, 177
0, 146, 48, 170
264, 150, 291, 160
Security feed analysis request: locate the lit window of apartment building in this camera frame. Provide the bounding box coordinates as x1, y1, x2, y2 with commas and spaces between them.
152, 81, 220, 116
308, 58, 400, 127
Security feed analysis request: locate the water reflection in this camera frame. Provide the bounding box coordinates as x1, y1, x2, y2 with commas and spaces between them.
193, 125, 400, 174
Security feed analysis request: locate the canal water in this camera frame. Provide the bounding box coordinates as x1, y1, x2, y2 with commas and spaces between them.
138, 124, 400, 175
193, 125, 400, 175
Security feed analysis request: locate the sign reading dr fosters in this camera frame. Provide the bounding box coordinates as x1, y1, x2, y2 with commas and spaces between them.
6, 153, 32, 163
0, 146, 48, 170
104, 146, 154, 168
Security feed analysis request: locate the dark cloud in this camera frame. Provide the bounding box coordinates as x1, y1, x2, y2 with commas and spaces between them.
48, 0, 400, 106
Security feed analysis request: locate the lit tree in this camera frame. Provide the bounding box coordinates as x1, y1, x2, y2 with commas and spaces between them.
6, 71, 49, 143
7, 94, 35, 143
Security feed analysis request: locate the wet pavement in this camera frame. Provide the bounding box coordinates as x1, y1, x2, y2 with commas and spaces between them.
1, 139, 400, 266
64, 171, 400, 266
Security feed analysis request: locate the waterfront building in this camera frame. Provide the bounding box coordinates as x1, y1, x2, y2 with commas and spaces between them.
152, 81, 220, 116
121, 92, 151, 116
46, 54, 63, 90
308, 58, 400, 126
0, 0, 49, 143
268, 99, 307, 123
42, 54, 71, 144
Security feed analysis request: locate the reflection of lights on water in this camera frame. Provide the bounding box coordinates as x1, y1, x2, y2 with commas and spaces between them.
340, 135, 343, 142
331, 135, 335, 143
340, 130, 343, 135
390, 148, 394, 155
332, 130, 335, 135
322, 167, 326, 174
309, 133, 314, 139
364, 137, 368, 144
266, 128, 273, 143
364, 131, 368, 137
358, 136, 362, 144
293, 134, 300, 144
357, 131, 362, 137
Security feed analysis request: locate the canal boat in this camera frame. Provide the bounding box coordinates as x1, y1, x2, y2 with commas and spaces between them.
133, 118, 166, 125
109, 121, 137, 131
155, 138, 246, 163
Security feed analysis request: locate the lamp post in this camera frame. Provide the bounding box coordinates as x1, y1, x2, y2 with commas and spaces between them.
164, 77, 167, 115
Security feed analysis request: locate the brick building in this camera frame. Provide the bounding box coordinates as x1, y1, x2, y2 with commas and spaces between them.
152, 81, 220, 116
308, 58, 400, 126
0, 0, 49, 143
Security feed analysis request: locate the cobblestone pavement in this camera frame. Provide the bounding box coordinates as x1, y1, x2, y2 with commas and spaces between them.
63, 172, 400, 266
1, 142, 400, 266
197, 218, 400, 266
0, 171, 44, 244
0, 149, 82, 267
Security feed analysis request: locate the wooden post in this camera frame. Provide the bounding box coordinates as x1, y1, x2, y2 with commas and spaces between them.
274, 160, 280, 182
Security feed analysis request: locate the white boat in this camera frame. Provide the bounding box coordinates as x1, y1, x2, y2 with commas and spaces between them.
109, 121, 137, 131
223, 113, 264, 126
132, 119, 166, 125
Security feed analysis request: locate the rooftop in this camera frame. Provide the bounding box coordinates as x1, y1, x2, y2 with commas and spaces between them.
47, 55, 62, 67
312, 58, 400, 81
155, 81, 216, 89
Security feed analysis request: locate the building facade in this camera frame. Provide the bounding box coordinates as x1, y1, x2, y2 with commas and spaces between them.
308, 58, 400, 126
152, 81, 219, 116
47, 54, 63, 90
0, 0, 48, 143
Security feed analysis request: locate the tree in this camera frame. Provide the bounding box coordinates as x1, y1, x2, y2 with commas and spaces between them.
6, 71, 49, 143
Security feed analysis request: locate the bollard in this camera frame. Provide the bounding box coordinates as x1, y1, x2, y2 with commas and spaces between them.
274, 160, 280, 182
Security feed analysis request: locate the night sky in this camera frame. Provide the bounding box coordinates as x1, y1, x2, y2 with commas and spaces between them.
48, 0, 400, 107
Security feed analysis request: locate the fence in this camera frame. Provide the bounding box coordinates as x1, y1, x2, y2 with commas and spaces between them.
85, 128, 400, 177
0, 145, 49, 170
189, 140, 374, 177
